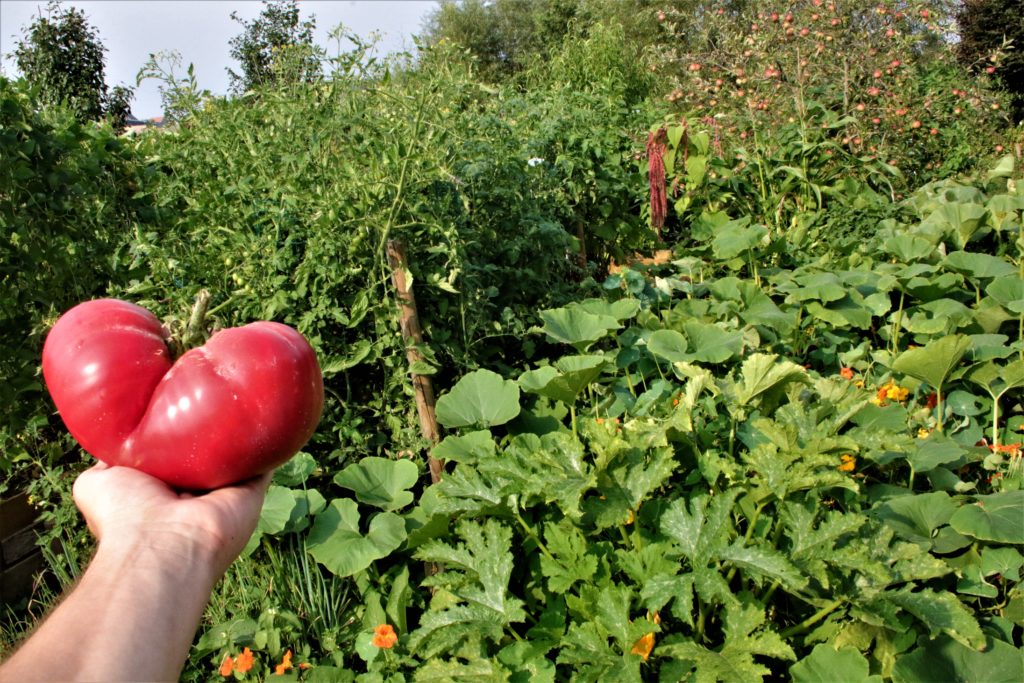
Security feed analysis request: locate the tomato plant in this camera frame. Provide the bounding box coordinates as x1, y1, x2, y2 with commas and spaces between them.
41, 299, 324, 490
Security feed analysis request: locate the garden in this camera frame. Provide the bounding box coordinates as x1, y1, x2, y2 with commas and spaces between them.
1, 0, 1023, 680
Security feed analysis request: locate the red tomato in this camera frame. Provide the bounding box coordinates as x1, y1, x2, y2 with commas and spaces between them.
42, 299, 324, 489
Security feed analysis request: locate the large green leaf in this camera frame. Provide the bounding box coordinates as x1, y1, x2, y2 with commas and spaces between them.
986, 276, 1024, 315
883, 234, 936, 263
874, 491, 957, 548
942, 251, 1016, 280
736, 354, 808, 407
411, 520, 526, 657
307, 499, 407, 577
967, 359, 1024, 399
436, 369, 521, 428
892, 636, 1023, 683
658, 602, 795, 681
790, 272, 847, 304
432, 430, 495, 465
518, 355, 607, 405
683, 321, 744, 364
572, 298, 641, 321
950, 491, 1024, 544
891, 334, 971, 390
539, 307, 620, 351
648, 329, 689, 363
649, 324, 742, 366
712, 219, 767, 260
920, 201, 989, 248
790, 644, 882, 683
333, 456, 419, 511
907, 435, 967, 473
888, 587, 986, 649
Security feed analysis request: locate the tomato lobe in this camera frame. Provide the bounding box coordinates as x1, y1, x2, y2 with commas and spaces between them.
42, 299, 324, 489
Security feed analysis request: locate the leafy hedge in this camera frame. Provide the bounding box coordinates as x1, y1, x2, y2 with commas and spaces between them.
0, 77, 155, 492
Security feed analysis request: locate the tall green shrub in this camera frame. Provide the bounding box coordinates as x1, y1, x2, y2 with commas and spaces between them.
0, 77, 152, 492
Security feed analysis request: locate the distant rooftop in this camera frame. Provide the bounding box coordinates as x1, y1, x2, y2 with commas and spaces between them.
122, 115, 166, 135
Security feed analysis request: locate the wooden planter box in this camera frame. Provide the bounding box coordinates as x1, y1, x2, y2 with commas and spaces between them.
0, 492, 45, 608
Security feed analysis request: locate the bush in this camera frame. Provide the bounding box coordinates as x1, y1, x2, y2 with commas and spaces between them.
650, 0, 1013, 187
0, 77, 153, 495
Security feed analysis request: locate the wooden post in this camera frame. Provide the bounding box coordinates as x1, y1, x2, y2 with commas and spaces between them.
387, 239, 444, 484
575, 220, 588, 269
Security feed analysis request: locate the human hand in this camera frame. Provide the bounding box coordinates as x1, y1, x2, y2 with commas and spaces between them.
72, 463, 271, 579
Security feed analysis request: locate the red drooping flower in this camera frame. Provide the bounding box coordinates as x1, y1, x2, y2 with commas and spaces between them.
647, 127, 669, 235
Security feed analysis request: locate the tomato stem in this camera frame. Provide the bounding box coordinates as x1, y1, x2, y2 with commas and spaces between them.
167, 289, 212, 359
185, 290, 211, 347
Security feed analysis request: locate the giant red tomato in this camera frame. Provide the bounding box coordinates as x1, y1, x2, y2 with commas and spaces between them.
42, 299, 324, 490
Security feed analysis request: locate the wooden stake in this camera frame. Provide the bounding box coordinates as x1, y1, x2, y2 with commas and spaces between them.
386, 239, 444, 484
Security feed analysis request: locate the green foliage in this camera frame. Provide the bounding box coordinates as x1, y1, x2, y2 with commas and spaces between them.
227, 0, 322, 94
956, 0, 1024, 123
4, 13, 1024, 682
0, 77, 153, 494
649, 0, 1014, 227
12, 0, 133, 126
136, 51, 210, 123
423, 0, 584, 82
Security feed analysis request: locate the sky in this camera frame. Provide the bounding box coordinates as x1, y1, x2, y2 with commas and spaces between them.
0, 1, 439, 119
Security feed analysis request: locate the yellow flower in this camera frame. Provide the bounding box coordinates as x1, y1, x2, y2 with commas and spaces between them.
631, 632, 656, 662
886, 382, 909, 402
873, 380, 909, 406
918, 428, 931, 439
838, 454, 856, 472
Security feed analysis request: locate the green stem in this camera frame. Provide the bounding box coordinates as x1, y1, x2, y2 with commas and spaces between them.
891, 289, 906, 353
513, 511, 554, 561
624, 370, 637, 398
992, 395, 1000, 449
618, 523, 632, 549
377, 89, 429, 262
570, 404, 578, 442
696, 601, 707, 643
726, 501, 767, 584
780, 599, 843, 639
935, 388, 944, 434
184, 289, 211, 346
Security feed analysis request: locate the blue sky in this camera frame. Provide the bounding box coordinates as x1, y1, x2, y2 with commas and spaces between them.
0, 1, 438, 118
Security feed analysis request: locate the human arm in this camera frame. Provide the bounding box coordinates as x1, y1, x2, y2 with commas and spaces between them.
0, 463, 270, 682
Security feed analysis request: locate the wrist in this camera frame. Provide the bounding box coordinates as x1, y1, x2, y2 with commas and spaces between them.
93, 527, 222, 589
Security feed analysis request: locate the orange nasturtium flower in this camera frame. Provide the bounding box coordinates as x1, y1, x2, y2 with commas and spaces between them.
631, 632, 656, 662
274, 649, 293, 675
840, 367, 855, 380
220, 647, 254, 677
872, 380, 909, 405
372, 624, 399, 649
838, 454, 856, 473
